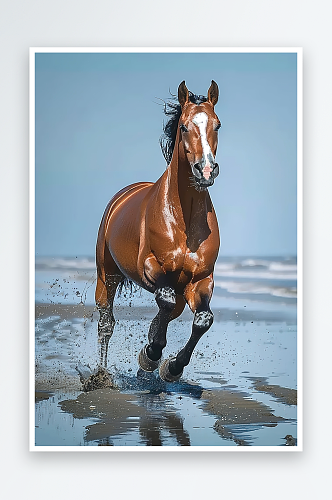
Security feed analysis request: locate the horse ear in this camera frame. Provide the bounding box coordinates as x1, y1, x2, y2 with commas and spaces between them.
178, 81, 189, 108
207, 80, 219, 106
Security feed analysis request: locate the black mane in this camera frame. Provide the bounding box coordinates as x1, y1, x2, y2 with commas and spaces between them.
159, 91, 207, 164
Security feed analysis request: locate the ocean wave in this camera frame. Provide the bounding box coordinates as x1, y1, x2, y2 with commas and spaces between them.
239, 258, 297, 272
268, 262, 297, 272
214, 258, 297, 281
214, 280, 297, 299
35, 256, 297, 284
214, 269, 297, 280
36, 257, 95, 271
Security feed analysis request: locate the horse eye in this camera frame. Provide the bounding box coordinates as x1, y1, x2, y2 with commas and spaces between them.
180, 124, 188, 133
214, 122, 221, 131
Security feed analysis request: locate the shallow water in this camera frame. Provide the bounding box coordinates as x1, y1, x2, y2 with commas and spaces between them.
35, 387, 297, 447
34, 255, 298, 448
34, 308, 297, 448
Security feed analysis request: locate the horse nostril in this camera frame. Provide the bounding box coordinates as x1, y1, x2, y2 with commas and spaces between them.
192, 163, 202, 178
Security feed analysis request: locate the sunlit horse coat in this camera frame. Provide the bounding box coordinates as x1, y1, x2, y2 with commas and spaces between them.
95, 81, 221, 381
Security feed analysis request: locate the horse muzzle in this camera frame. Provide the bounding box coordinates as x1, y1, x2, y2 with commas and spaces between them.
191, 162, 219, 189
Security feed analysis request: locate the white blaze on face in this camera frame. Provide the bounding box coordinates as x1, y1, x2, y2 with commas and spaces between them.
192, 112, 214, 179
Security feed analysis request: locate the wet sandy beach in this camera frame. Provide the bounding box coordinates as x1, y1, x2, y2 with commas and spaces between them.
34, 297, 298, 448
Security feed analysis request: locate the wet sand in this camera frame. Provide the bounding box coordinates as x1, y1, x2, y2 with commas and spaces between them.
34, 302, 297, 447
249, 377, 297, 406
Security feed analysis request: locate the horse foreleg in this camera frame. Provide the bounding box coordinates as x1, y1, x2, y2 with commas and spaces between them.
138, 286, 176, 371
138, 288, 186, 372
159, 275, 214, 382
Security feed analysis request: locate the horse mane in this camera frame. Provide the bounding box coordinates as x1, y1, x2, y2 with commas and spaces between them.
159, 90, 207, 164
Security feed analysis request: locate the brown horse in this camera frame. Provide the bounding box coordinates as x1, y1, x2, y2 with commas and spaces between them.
95, 80, 221, 382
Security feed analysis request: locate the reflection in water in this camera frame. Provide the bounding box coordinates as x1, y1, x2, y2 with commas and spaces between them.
137, 393, 191, 446
59, 369, 203, 446
98, 437, 114, 446
55, 367, 296, 447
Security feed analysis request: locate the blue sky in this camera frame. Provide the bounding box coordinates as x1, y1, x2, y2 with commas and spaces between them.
35, 51, 297, 257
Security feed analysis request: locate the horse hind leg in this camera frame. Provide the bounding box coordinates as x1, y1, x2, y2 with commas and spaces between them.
95, 247, 123, 367
96, 274, 123, 367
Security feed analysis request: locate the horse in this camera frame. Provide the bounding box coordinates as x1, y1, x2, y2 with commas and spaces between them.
95, 80, 221, 382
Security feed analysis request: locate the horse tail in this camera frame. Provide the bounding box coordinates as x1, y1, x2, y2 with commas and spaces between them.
117, 278, 139, 297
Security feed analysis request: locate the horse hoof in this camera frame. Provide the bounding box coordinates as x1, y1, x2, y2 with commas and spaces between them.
138, 345, 160, 372
159, 359, 183, 382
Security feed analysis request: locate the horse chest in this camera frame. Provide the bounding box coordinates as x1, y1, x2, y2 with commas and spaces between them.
160, 245, 204, 279
149, 215, 211, 275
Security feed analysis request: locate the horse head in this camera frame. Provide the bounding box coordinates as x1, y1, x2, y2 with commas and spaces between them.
178, 80, 220, 190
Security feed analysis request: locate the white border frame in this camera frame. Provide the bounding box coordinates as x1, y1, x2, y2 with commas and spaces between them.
29, 47, 303, 452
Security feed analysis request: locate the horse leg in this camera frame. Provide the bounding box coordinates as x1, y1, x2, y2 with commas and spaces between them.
95, 244, 123, 367
96, 274, 123, 367
159, 275, 214, 382
138, 292, 186, 372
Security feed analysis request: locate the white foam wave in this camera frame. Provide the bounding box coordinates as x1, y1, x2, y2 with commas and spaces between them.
240, 258, 271, 267
214, 259, 297, 280
268, 262, 297, 272
214, 280, 297, 298
240, 258, 296, 269
214, 269, 297, 280
213, 262, 238, 271
36, 257, 95, 270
